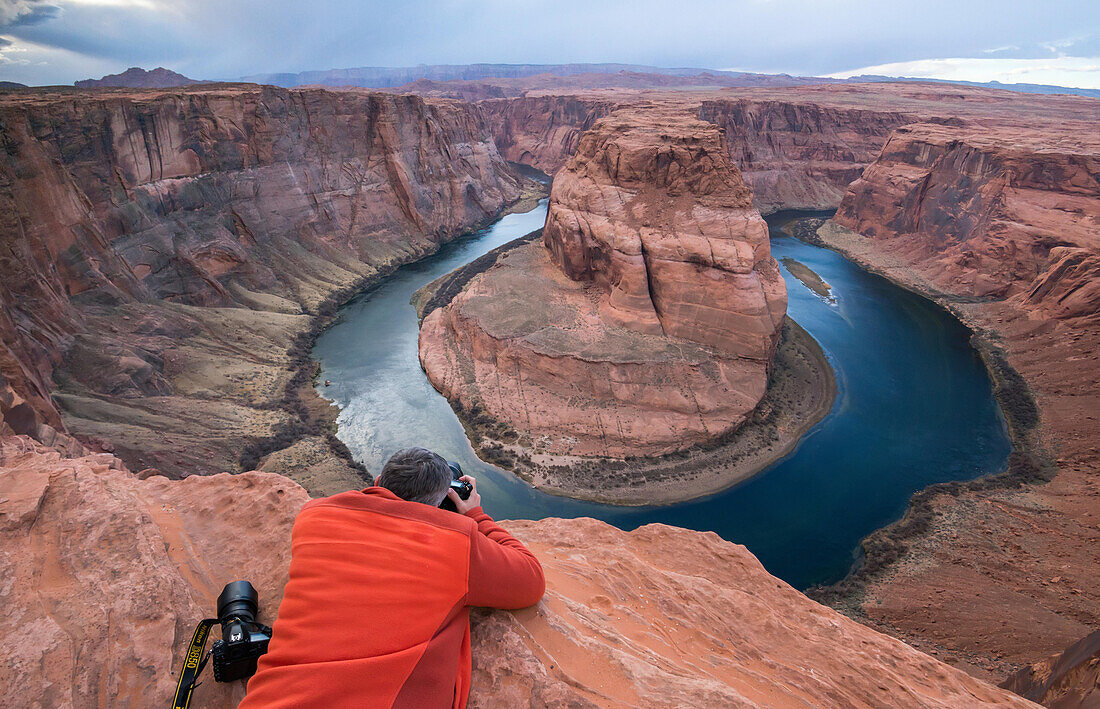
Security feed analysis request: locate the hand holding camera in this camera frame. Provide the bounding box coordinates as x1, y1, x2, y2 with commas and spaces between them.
440, 461, 480, 514
447, 474, 480, 514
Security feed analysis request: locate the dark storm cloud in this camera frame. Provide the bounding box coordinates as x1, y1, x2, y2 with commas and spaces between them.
0, 0, 1097, 86
0, 0, 59, 28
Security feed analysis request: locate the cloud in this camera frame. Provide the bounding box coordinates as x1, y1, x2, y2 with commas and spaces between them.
0, 0, 1098, 87
827, 56, 1100, 90
0, 1, 60, 27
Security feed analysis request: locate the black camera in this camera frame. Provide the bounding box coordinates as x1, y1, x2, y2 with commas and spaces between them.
211, 581, 272, 682
172, 581, 273, 709
439, 461, 473, 511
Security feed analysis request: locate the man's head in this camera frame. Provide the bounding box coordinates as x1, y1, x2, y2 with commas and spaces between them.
376, 447, 451, 506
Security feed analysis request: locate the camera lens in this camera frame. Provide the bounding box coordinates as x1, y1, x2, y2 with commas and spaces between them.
217, 580, 258, 624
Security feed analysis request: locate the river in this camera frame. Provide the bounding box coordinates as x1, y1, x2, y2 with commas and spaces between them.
312, 200, 1012, 589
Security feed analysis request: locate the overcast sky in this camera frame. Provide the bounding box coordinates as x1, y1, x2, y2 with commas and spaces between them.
1, 0, 1097, 88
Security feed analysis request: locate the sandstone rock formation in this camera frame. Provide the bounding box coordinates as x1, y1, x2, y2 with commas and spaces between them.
0, 85, 529, 484
542, 110, 786, 357
478, 82, 1098, 220
836, 123, 1100, 300
0, 436, 306, 708
0, 436, 1033, 708
479, 95, 616, 173
815, 115, 1100, 681
420, 107, 786, 458
1002, 629, 1100, 708
698, 99, 916, 213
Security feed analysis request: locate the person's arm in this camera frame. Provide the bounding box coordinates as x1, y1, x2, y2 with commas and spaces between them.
448, 477, 545, 609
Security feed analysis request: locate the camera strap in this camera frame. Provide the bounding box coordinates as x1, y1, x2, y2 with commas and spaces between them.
171, 618, 218, 709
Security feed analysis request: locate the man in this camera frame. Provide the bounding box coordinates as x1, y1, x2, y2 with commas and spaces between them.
239, 447, 545, 708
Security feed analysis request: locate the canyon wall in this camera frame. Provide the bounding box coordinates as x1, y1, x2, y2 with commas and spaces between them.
836, 123, 1100, 301
0, 436, 1033, 708
420, 107, 786, 459
479, 95, 616, 174
478, 93, 910, 212
820, 116, 1100, 679
0, 86, 527, 483
699, 98, 916, 213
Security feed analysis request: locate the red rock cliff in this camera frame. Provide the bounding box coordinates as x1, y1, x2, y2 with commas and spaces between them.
835, 123, 1100, 304
0, 86, 526, 477
479, 95, 617, 174
819, 115, 1100, 680
0, 437, 1033, 708
699, 98, 917, 213
420, 107, 786, 459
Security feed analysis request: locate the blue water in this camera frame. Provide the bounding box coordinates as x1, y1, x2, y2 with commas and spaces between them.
312, 201, 1012, 589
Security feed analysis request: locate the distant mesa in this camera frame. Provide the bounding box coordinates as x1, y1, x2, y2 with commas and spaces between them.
74, 66, 210, 89
0, 80, 27, 89
239, 61, 1100, 98
241, 62, 838, 89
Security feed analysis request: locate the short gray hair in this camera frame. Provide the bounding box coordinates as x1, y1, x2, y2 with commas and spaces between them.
377, 447, 451, 506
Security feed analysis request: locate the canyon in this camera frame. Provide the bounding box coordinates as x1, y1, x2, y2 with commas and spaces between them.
0, 75, 1097, 706
813, 117, 1100, 681
0, 84, 535, 494
420, 79, 1099, 686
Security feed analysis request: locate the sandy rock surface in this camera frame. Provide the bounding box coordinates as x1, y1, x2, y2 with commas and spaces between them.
0, 436, 1033, 708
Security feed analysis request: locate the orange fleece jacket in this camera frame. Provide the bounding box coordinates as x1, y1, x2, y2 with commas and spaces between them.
238, 487, 545, 709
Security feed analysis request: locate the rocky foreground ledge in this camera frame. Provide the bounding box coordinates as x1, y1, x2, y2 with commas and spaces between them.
0, 437, 1031, 708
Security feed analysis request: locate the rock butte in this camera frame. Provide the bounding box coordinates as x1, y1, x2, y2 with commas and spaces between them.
0, 77, 1098, 703
420, 107, 786, 457
0, 437, 1031, 708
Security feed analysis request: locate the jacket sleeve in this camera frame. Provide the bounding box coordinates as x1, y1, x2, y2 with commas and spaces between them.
464, 506, 545, 609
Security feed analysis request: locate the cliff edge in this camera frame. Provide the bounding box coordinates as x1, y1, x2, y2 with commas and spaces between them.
0, 437, 1033, 708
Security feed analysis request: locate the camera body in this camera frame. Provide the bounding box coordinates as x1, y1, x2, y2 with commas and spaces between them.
211, 581, 272, 682
439, 461, 472, 511
211, 618, 271, 682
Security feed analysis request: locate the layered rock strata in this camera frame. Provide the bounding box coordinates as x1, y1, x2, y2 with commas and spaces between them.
817, 118, 1100, 680
836, 123, 1100, 301
0, 436, 1033, 708
420, 108, 786, 459
698, 98, 916, 213
0, 86, 528, 484
478, 83, 1098, 220
479, 95, 617, 173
